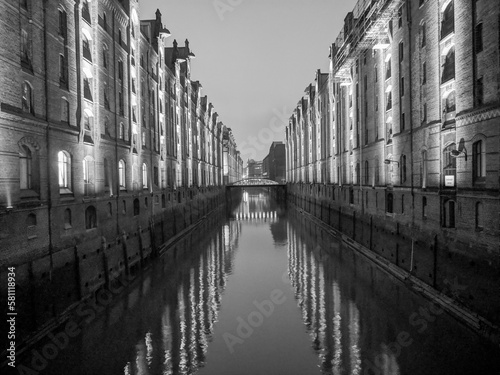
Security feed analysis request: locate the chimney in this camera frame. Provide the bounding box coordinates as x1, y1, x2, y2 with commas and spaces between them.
185, 39, 190, 51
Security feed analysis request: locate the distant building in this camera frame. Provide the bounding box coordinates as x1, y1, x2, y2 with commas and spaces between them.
247, 159, 263, 178
263, 142, 286, 183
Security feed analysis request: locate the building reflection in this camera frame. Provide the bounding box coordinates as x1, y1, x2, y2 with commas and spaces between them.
286, 216, 399, 375
230, 189, 283, 224
122, 218, 241, 375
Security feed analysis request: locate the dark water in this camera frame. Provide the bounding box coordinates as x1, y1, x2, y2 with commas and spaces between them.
15, 190, 500, 375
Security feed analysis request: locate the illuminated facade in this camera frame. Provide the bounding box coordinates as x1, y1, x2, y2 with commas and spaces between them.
222, 127, 244, 184
0, 0, 234, 340
286, 0, 500, 331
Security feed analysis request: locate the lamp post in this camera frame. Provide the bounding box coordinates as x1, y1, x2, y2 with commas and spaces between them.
450, 149, 467, 161
384, 159, 399, 166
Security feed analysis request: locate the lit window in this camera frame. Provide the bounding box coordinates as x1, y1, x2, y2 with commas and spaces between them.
58, 151, 71, 191
142, 163, 148, 189
441, 47, 455, 84
22, 82, 33, 114
119, 160, 126, 188
441, 1, 454, 39
19, 145, 32, 190
61, 98, 69, 123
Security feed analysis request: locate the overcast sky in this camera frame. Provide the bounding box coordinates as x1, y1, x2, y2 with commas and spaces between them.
140, 0, 358, 161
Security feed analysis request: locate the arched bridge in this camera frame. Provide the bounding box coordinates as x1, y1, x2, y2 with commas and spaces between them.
228, 178, 285, 188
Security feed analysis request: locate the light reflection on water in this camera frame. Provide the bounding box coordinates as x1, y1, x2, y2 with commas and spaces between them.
21, 190, 500, 375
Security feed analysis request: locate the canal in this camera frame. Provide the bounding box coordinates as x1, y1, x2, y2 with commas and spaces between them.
17, 189, 500, 375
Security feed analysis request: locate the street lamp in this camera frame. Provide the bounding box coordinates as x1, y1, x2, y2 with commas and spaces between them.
159, 28, 171, 38
384, 159, 399, 166
450, 149, 467, 161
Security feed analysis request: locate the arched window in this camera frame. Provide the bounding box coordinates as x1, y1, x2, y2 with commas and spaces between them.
119, 122, 124, 139
386, 193, 394, 213
443, 144, 456, 186
472, 140, 486, 184
385, 55, 392, 80
61, 98, 69, 123
102, 45, 108, 69
441, 0, 454, 39
441, 47, 455, 84
349, 188, 354, 204
22, 82, 33, 114
58, 151, 71, 191
85, 206, 96, 229
133, 198, 140, 216
118, 160, 126, 188
19, 145, 32, 190
475, 202, 483, 230
142, 163, 148, 189
445, 90, 456, 113
355, 163, 360, 184
422, 196, 427, 218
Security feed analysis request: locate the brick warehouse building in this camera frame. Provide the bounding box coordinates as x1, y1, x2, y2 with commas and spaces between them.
0, 0, 242, 344
286, 0, 500, 338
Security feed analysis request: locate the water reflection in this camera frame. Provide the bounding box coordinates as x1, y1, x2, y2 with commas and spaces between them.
19, 192, 500, 375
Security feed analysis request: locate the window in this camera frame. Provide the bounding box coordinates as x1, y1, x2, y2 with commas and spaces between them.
475, 202, 483, 230
375, 159, 380, 186
133, 198, 140, 216
119, 160, 126, 188
443, 144, 456, 186
22, 82, 33, 114
386, 91, 392, 111
472, 140, 486, 183
401, 194, 405, 214
441, 47, 455, 83
104, 158, 109, 188
442, 199, 455, 228
59, 9, 68, 41
83, 157, 95, 196
83, 111, 92, 131
58, 151, 71, 191
475, 23, 483, 53
122, 200, 127, 214
385, 57, 391, 80
64, 208, 72, 229
82, 34, 92, 62
21, 29, 32, 69
475, 77, 484, 107
82, 0, 91, 23
61, 98, 69, 123
421, 197, 427, 218
27, 213, 36, 226
19, 145, 32, 189
119, 122, 124, 139
118, 91, 124, 115
83, 74, 92, 101
422, 151, 428, 188
104, 84, 110, 110
21, 0, 28, 10
422, 62, 427, 84
153, 166, 159, 186
107, 202, 112, 217
398, 41, 404, 62
355, 163, 360, 184
364, 161, 369, 185
118, 29, 122, 46
142, 163, 148, 189
102, 46, 108, 69
85, 206, 96, 229
59, 55, 68, 88
441, 1, 454, 39
386, 193, 394, 213
400, 112, 405, 131
118, 61, 123, 81
421, 24, 426, 47
400, 154, 407, 184
398, 6, 403, 28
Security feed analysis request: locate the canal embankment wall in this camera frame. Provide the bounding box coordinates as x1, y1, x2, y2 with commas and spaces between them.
0, 187, 226, 360
288, 183, 500, 344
